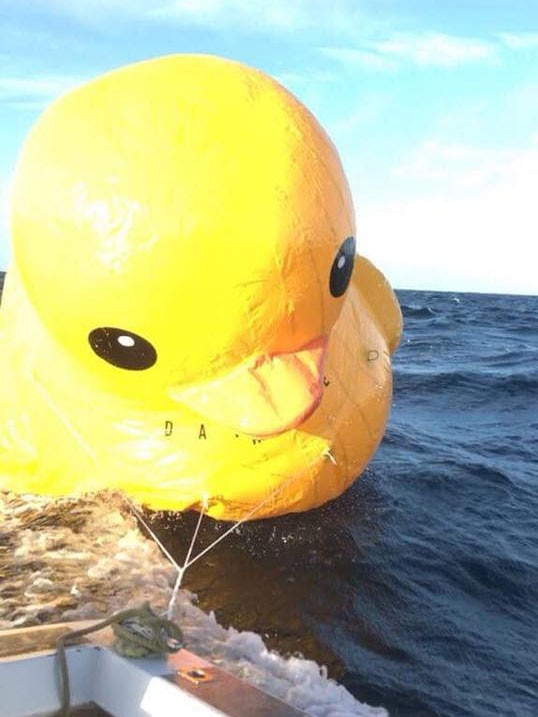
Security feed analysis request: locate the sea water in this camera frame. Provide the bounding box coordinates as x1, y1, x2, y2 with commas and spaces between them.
1, 289, 537, 717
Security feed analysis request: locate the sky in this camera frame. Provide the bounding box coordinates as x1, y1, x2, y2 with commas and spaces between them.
1, 0, 538, 294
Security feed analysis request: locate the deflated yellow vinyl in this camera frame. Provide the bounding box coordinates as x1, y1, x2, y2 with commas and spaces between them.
0, 55, 402, 520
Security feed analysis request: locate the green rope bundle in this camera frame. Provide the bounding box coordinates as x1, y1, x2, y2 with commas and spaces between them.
56, 603, 183, 716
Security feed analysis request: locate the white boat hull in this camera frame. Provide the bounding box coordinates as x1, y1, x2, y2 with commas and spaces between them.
0, 621, 306, 717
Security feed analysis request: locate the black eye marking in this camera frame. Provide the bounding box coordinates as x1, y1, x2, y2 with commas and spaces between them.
330, 236, 356, 297
88, 327, 157, 370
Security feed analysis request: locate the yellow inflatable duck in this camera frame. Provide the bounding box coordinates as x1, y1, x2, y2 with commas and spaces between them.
0, 55, 401, 520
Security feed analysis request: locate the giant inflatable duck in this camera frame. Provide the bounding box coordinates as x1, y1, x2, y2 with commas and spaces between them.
0, 55, 401, 520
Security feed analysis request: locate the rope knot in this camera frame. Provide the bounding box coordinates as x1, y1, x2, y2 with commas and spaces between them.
112, 602, 184, 657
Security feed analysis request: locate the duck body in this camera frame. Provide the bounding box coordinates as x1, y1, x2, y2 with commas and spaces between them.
0, 55, 401, 520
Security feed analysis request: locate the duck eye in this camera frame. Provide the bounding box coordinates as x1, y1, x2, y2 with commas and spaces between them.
88, 327, 157, 370
330, 236, 356, 297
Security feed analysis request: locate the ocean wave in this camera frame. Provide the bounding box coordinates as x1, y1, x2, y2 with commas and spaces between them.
399, 304, 438, 319
393, 367, 538, 398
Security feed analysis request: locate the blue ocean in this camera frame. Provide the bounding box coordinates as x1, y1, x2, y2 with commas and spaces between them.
144, 289, 538, 717
1, 288, 537, 716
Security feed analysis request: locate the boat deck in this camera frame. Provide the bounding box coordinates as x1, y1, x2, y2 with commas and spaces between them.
0, 620, 307, 717
45, 706, 112, 717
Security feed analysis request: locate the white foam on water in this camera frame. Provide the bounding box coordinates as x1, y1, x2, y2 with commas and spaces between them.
0, 492, 388, 716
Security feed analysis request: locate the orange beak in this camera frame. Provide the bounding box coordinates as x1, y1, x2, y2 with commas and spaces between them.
168, 336, 329, 437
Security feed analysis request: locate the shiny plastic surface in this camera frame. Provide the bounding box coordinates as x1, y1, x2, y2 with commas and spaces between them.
0, 55, 401, 519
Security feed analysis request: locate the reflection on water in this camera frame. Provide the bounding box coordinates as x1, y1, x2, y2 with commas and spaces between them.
140, 470, 389, 679
1, 471, 389, 682
0, 479, 392, 717
0, 491, 175, 629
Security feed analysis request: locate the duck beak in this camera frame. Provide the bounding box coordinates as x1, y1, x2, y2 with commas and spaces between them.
168, 336, 329, 437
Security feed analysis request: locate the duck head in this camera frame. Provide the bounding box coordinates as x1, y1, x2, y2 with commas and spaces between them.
10, 55, 356, 437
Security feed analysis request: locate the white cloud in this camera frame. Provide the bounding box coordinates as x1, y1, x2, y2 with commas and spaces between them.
319, 47, 394, 71
13, 4, 530, 75
0, 178, 12, 268
324, 32, 498, 71
31, 0, 365, 34
498, 32, 538, 50
274, 70, 336, 88
392, 140, 530, 189
360, 193, 538, 295
0, 74, 85, 109
331, 93, 394, 141
372, 32, 497, 67
150, 0, 315, 30
357, 140, 538, 294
